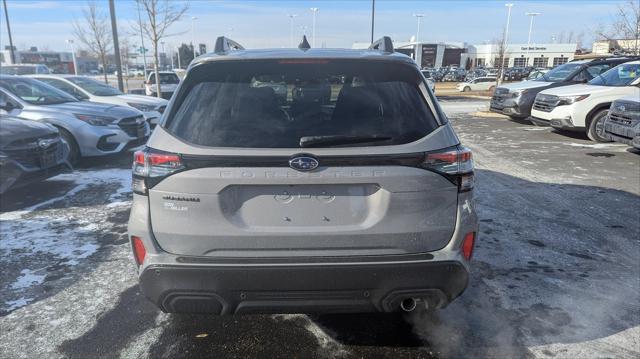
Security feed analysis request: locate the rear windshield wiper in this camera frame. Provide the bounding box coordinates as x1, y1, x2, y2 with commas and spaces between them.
299, 135, 392, 148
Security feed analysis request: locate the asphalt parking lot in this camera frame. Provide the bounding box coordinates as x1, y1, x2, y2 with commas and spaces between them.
0, 98, 638, 359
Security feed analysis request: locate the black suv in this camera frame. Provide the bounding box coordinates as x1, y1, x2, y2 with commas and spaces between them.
490, 57, 639, 120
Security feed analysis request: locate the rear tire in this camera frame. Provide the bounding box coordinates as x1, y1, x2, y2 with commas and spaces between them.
587, 109, 612, 142
463, 86, 471, 92
58, 127, 80, 165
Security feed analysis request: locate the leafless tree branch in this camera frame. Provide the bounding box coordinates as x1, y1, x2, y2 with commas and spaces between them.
134, 0, 189, 97
73, 1, 112, 83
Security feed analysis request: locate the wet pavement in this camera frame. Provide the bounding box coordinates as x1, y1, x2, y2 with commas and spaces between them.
0, 98, 638, 358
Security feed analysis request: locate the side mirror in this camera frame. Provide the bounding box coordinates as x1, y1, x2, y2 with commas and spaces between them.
0, 99, 14, 112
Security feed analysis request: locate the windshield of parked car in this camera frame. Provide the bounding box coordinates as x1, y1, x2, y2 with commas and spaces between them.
148, 73, 180, 85
166, 60, 439, 148
539, 62, 582, 82
588, 63, 640, 87
67, 76, 123, 96
0, 77, 77, 105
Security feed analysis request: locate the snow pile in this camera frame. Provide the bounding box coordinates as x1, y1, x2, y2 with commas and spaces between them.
0, 169, 132, 313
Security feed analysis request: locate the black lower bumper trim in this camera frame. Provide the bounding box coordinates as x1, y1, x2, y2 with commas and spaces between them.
139, 260, 469, 315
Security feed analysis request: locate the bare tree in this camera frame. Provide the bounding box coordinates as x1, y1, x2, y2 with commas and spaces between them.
73, 1, 112, 83
595, 0, 640, 55
493, 31, 507, 85
135, 0, 188, 98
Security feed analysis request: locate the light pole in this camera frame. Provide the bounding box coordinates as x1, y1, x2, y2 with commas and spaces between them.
66, 39, 78, 75
500, 3, 514, 83
370, 0, 375, 44
310, 7, 319, 47
161, 41, 166, 70
525, 12, 540, 62
176, 45, 182, 69
191, 16, 198, 59
136, 1, 148, 77
288, 14, 297, 47
413, 14, 424, 43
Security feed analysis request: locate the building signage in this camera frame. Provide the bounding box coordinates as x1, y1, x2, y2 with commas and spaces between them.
521, 46, 547, 51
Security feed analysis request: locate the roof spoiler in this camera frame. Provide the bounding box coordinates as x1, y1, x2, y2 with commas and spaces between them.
214, 36, 245, 54
369, 36, 394, 53
298, 35, 311, 50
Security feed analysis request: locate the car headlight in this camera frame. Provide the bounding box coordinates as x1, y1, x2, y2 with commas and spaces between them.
73, 113, 117, 126
127, 102, 157, 112
558, 94, 590, 106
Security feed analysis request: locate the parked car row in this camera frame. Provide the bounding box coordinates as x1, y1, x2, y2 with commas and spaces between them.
490, 57, 640, 145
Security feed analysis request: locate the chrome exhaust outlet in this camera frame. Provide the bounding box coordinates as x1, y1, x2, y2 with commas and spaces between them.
400, 298, 417, 312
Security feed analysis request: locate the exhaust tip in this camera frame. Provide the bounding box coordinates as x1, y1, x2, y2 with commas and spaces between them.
400, 298, 417, 312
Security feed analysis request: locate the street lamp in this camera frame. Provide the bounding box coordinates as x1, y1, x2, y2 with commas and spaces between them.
191, 16, 198, 58
310, 7, 319, 47
161, 41, 166, 70
500, 3, 514, 83
413, 14, 424, 43
287, 14, 297, 47
525, 12, 541, 61
66, 39, 78, 75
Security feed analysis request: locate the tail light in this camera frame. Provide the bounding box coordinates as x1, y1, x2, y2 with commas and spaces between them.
131, 236, 146, 265
461, 232, 476, 261
132, 147, 184, 195
422, 146, 474, 192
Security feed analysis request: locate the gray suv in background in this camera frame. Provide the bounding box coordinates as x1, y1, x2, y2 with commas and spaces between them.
0, 75, 149, 164
128, 36, 479, 315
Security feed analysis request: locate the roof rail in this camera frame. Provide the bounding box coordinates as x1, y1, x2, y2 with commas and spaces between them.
214, 36, 244, 54
369, 36, 394, 53
298, 35, 311, 50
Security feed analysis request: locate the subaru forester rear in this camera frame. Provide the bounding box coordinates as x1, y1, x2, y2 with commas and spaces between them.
128, 36, 478, 315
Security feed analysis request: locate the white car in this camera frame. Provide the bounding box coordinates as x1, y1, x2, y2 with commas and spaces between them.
144, 71, 180, 99
29, 75, 168, 128
421, 70, 436, 93
456, 77, 497, 92
530, 61, 640, 141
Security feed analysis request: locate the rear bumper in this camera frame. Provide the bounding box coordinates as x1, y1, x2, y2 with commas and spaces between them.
139, 259, 469, 314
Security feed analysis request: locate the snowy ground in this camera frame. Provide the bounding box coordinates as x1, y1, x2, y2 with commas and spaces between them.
0, 98, 638, 358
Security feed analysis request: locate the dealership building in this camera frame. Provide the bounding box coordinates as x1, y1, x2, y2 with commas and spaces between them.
353, 41, 577, 69
352, 41, 467, 69
466, 43, 578, 68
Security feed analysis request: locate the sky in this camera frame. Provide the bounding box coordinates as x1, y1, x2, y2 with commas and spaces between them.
0, 0, 625, 54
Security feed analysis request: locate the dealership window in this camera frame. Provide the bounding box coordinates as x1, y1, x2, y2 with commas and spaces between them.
476, 58, 485, 67
552, 57, 568, 66
494, 57, 509, 68
513, 57, 527, 67
533, 57, 548, 67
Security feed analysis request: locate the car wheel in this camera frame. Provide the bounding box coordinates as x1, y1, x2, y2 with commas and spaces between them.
58, 127, 80, 165
463, 86, 471, 92
587, 109, 612, 142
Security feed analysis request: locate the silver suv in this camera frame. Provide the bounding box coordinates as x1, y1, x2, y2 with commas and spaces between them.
128, 36, 478, 315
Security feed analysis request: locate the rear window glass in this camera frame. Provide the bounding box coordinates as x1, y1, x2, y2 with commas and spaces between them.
165, 60, 438, 148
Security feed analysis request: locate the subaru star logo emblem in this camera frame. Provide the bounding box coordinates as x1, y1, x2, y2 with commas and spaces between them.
289, 155, 319, 171
617, 105, 626, 112
37, 138, 56, 149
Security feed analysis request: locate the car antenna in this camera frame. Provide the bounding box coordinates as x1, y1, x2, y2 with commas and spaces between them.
298, 35, 311, 50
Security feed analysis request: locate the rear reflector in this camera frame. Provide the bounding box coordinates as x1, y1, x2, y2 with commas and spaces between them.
131, 236, 146, 265
461, 232, 476, 261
